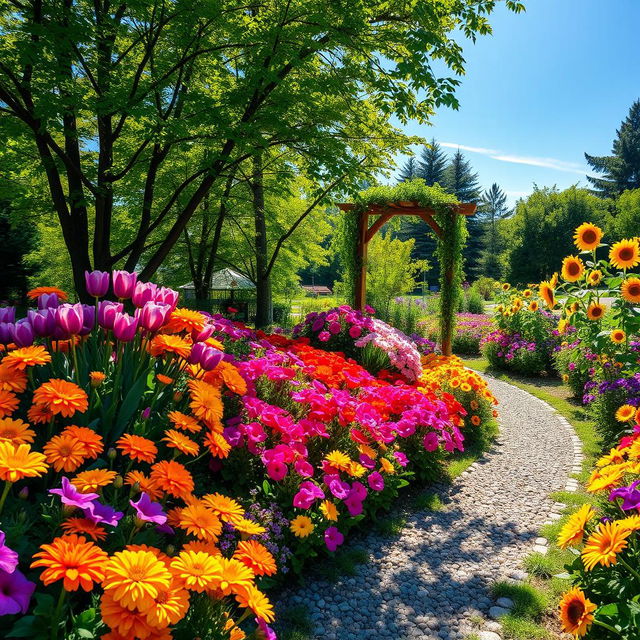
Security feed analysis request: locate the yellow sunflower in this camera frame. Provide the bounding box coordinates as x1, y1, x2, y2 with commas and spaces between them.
586, 302, 606, 321
559, 587, 596, 636
573, 222, 603, 251
609, 238, 640, 270
561, 256, 585, 282
621, 276, 640, 303
581, 521, 631, 570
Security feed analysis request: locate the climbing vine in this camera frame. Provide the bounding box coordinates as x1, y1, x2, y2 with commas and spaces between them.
335, 208, 359, 306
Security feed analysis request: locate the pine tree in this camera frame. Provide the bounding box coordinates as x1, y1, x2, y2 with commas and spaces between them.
418, 139, 448, 186
585, 99, 640, 198
398, 157, 418, 182
478, 183, 511, 279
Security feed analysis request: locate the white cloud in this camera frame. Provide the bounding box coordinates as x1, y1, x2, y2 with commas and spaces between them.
439, 141, 587, 175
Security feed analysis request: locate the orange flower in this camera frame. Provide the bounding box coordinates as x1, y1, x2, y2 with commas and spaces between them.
102, 549, 173, 611
143, 582, 190, 628
203, 430, 231, 458
117, 434, 158, 464
63, 425, 104, 459
156, 374, 174, 385
188, 379, 223, 429
0, 390, 19, 417
233, 540, 277, 576
150, 460, 194, 499
181, 540, 221, 555
32, 379, 88, 417
0, 417, 36, 444
61, 518, 107, 541
0, 442, 48, 481
621, 277, 640, 303
163, 308, 206, 334
167, 411, 201, 433
31, 534, 108, 591
125, 470, 164, 501
471, 415, 481, 426
149, 334, 191, 359
43, 434, 87, 472
380, 457, 395, 474
179, 503, 223, 542
234, 583, 275, 622
0, 362, 27, 393
3, 345, 51, 371
214, 557, 255, 597
27, 403, 53, 424
72, 469, 118, 493
162, 429, 199, 457
202, 493, 245, 524
26, 286, 68, 300
170, 550, 222, 592
100, 592, 156, 639
203, 361, 247, 396
89, 371, 106, 387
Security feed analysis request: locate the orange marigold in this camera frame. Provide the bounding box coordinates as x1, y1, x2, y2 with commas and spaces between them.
43, 434, 87, 473
203, 360, 248, 396
150, 460, 194, 499
0, 362, 27, 393
27, 403, 53, 424
162, 429, 199, 457
179, 503, 223, 542
63, 425, 104, 459
188, 379, 223, 429
0, 390, 19, 418
143, 582, 190, 628
0, 442, 48, 482
149, 334, 191, 359
156, 374, 174, 385
61, 518, 107, 541
3, 345, 51, 370
203, 430, 231, 458
31, 534, 108, 591
234, 583, 275, 622
26, 286, 68, 300
89, 371, 106, 387
100, 592, 156, 639
0, 417, 35, 444
72, 469, 118, 493
163, 308, 206, 334
233, 540, 277, 576
202, 493, 244, 524
117, 434, 158, 464
32, 379, 88, 417
167, 410, 202, 433
125, 470, 163, 501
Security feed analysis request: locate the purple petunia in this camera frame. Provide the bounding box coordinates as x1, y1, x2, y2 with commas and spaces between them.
49, 477, 99, 510
324, 526, 345, 552
0, 531, 18, 574
0, 568, 35, 615
84, 500, 123, 527
130, 492, 167, 525
609, 480, 640, 511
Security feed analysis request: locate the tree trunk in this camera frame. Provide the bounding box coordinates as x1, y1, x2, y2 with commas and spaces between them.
252, 153, 272, 328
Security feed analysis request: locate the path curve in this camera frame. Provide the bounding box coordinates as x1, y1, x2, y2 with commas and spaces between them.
277, 374, 579, 640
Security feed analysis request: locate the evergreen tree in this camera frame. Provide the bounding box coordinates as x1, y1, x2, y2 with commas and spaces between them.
585, 99, 640, 197
478, 183, 511, 279
398, 157, 418, 182
418, 139, 448, 186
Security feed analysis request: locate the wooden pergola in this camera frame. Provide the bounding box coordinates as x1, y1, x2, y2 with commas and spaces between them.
336, 199, 476, 356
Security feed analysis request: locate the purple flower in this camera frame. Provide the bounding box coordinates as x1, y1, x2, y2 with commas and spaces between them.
256, 618, 278, 640
85, 270, 110, 297
609, 480, 640, 510
97, 300, 123, 330
50, 477, 99, 510
0, 568, 35, 615
131, 281, 158, 308
112, 311, 138, 342
84, 501, 123, 527
130, 492, 167, 525
0, 531, 18, 574
393, 451, 408, 467
12, 319, 33, 347
0, 308, 15, 323
325, 475, 350, 500
324, 526, 344, 552
136, 301, 171, 332
112, 270, 137, 299
367, 471, 385, 492
56, 303, 84, 335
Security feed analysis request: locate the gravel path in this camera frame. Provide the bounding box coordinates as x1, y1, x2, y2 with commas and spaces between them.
277, 374, 580, 640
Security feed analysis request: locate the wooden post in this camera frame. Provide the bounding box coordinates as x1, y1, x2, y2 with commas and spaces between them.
354, 211, 368, 310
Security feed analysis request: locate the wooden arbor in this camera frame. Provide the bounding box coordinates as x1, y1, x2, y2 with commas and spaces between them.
336, 199, 476, 356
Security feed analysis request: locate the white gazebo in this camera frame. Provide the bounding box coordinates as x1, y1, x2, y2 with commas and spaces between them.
179, 268, 255, 300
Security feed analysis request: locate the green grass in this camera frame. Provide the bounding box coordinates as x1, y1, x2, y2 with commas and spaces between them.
375, 514, 407, 537
317, 547, 369, 582
412, 492, 444, 511
278, 605, 313, 640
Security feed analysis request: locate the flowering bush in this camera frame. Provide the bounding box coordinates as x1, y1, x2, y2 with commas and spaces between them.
420, 313, 494, 355
0, 274, 500, 639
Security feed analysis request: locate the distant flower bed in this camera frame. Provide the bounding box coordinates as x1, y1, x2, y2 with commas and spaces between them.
0, 276, 498, 639
419, 312, 494, 355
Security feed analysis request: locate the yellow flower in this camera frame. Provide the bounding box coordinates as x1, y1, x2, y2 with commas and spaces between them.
379, 457, 395, 474
559, 587, 596, 636
290, 515, 314, 538
0, 442, 48, 482
557, 504, 595, 549
561, 255, 585, 282
319, 500, 339, 521
610, 329, 626, 344
170, 550, 222, 592
586, 302, 606, 321
324, 450, 351, 471
616, 404, 636, 422
621, 276, 640, 303
581, 521, 631, 571
573, 222, 603, 251
609, 238, 640, 270
587, 269, 603, 286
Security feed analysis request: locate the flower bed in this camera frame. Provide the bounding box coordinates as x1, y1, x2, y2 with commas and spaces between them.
0, 275, 497, 639
419, 312, 494, 356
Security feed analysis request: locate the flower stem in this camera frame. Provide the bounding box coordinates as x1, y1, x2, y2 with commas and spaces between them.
619, 555, 640, 582
0, 481, 12, 516
593, 618, 621, 634
50, 586, 66, 640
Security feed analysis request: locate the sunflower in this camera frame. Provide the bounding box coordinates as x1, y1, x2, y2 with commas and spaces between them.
621, 276, 640, 303
0, 390, 19, 418
573, 223, 603, 251
559, 587, 596, 636
170, 550, 222, 592
202, 493, 245, 524
529, 301, 539, 312
610, 329, 626, 344
32, 379, 88, 417
235, 584, 275, 623
63, 426, 104, 459
0, 442, 48, 482
143, 583, 190, 628
100, 592, 156, 639
610, 238, 640, 270
523, 289, 532, 298
116, 434, 158, 464
102, 549, 172, 611
616, 404, 636, 422
324, 450, 351, 471
203, 430, 231, 458
125, 471, 163, 500
539, 281, 556, 309
43, 434, 87, 473
320, 500, 339, 521
31, 534, 108, 591
26, 286, 68, 300
581, 521, 631, 570
586, 302, 606, 321
188, 379, 223, 428
557, 504, 596, 549
71, 469, 117, 493
502, 283, 510, 291
61, 517, 107, 541
150, 460, 194, 499
290, 515, 314, 538
0, 417, 35, 444
178, 503, 223, 542
233, 540, 277, 577
162, 429, 200, 457
167, 411, 202, 433
0, 363, 27, 393
149, 334, 192, 359
561, 255, 585, 282
3, 345, 51, 371
233, 517, 266, 536
164, 308, 206, 334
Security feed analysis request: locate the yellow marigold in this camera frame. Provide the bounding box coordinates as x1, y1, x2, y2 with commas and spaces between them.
202, 492, 245, 524
616, 404, 636, 422
609, 238, 640, 270
235, 583, 275, 623
380, 457, 395, 474
290, 515, 314, 538
170, 550, 222, 592
557, 504, 595, 549
559, 587, 596, 636
213, 557, 255, 596
561, 255, 585, 282
0, 417, 35, 444
597, 447, 626, 467
0, 441, 47, 481
616, 514, 640, 532
233, 517, 266, 536
324, 450, 351, 471
320, 500, 339, 521
3, 345, 51, 370
581, 521, 631, 571
32, 379, 88, 417
143, 582, 190, 628
586, 466, 625, 492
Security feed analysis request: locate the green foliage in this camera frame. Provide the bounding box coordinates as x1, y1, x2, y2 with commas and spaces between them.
610, 188, 640, 239
464, 287, 485, 314
335, 210, 359, 307
0, 202, 37, 301
553, 344, 593, 400
473, 276, 499, 300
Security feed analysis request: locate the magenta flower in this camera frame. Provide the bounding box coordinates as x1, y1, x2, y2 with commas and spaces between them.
266, 460, 288, 482
324, 526, 344, 552
294, 459, 314, 477
112, 311, 139, 342
85, 270, 110, 297
37, 293, 59, 310
0, 531, 18, 574
188, 342, 223, 371
97, 300, 123, 330
56, 303, 84, 335
344, 494, 363, 516
130, 492, 167, 525
359, 454, 376, 470
256, 618, 277, 640
0, 568, 35, 615
293, 481, 325, 509
112, 270, 137, 299
193, 324, 214, 342
328, 321, 341, 335
83, 500, 123, 527
393, 451, 408, 467
136, 301, 171, 332
318, 331, 331, 342
367, 471, 385, 492
350, 481, 367, 501
154, 286, 179, 311
50, 477, 99, 510
609, 481, 640, 510
423, 432, 439, 452
325, 475, 350, 500
349, 325, 362, 339
131, 281, 158, 307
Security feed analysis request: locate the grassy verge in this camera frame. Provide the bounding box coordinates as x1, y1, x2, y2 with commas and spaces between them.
461, 357, 599, 639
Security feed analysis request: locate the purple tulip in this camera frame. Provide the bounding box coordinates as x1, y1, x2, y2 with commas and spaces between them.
0, 308, 15, 323
79, 304, 96, 335
56, 303, 84, 335
112, 270, 137, 299
187, 342, 222, 370
28, 310, 55, 337
131, 281, 158, 307
0, 568, 35, 615
98, 301, 123, 330
193, 324, 214, 342
12, 320, 34, 347
85, 270, 110, 297
37, 293, 59, 310
136, 301, 171, 332
0, 323, 12, 345
112, 311, 138, 342
154, 286, 179, 311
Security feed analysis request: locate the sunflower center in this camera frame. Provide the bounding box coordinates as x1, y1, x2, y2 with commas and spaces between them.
567, 600, 585, 623
629, 284, 640, 296
582, 229, 597, 244
568, 262, 580, 276
619, 247, 634, 261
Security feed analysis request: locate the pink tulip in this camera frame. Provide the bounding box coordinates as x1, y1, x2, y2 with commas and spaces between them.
131, 281, 158, 307
84, 270, 110, 297
136, 302, 171, 332
154, 287, 179, 311
112, 270, 137, 299
98, 301, 123, 330
37, 294, 59, 310
193, 324, 214, 342
112, 311, 138, 342
188, 342, 223, 371
56, 303, 84, 335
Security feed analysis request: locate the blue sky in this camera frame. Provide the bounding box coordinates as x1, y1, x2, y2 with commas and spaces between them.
395, 0, 640, 205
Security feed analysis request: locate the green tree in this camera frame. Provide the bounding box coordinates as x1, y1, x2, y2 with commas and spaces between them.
609, 188, 640, 239
418, 139, 448, 186
585, 100, 640, 198
0, 0, 524, 298
398, 157, 418, 182
478, 183, 511, 279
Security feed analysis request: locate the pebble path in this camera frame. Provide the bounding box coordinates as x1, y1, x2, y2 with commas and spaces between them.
277, 374, 580, 640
